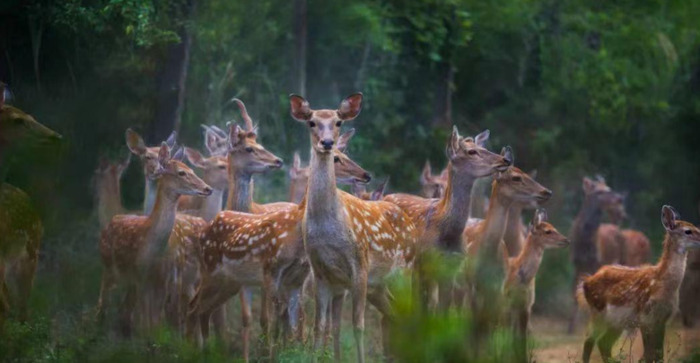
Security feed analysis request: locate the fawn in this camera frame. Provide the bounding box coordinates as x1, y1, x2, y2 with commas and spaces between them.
94, 153, 131, 229
290, 93, 418, 362
97, 143, 212, 335
579, 205, 700, 363
502, 208, 568, 362
0, 83, 61, 326
352, 177, 390, 201
384, 126, 511, 310
568, 175, 626, 333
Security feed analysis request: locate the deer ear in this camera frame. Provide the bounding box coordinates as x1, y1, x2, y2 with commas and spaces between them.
446, 126, 461, 160
474, 129, 490, 147
158, 142, 170, 164
289, 94, 312, 122
165, 130, 178, 148
501, 146, 514, 165
536, 208, 548, 224
337, 93, 363, 121
204, 129, 220, 155
420, 161, 432, 184
372, 177, 390, 201
171, 146, 185, 162
227, 123, 246, 149
528, 169, 538, 179
582, 177, 595, 194
185, 147, 207, 169
662, 205, 680, 231
125, 129, 147, 155
337, 128, 356, 152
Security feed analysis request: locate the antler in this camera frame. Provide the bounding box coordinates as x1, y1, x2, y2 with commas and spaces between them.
232, 98, 255, 132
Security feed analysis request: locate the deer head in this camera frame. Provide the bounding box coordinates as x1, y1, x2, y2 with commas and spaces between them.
582, 176, 626, 219
420, 161, 447, 198
661, 205, 700, 251
528, 208, 569, 248
0, 83, 61, 151
289, 93, 363, 153
126, 129, 177, 179
202, 124, 228, 156
184, 147, 228, 191
446, 127, 511, 178
153, 143, 212, 197
494, 148, 552, 204
226, 123, 283, 174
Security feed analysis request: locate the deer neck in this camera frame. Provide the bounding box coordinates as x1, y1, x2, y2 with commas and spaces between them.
571, 195, 603, 269
656, 235, 688, 296
513, 236, 545, 285
437, 163, 476, 239
144, 176, 157, 215
226, 168, 254, 213
143, 181, 179, 263
480, 184, 512, 248
503, 204, 525, 256
200, 187, 224, 222
97, 174, 124, 228
306, 150, 341, 221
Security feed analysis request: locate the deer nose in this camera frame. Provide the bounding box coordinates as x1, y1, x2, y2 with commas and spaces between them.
275, 158, 283, 167
541, 189, 553, 198
363, 173, 372, 183
203, 186, 213, 195
321, 140, 334, 150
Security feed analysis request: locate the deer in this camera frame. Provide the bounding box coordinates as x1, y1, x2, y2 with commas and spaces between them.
289, 151, 310, 204
597, 194, 651, 267
288, 93, 419, 362
384, 126, 511, 310
568, 175, 626, 333
0, 83, 61, 326
579, 205, 700, 363
502, 208, 568, 362
419, 160, 448, 198
94, 153, 131, 229
97, 142, 212, 335
352, 178, 390, 201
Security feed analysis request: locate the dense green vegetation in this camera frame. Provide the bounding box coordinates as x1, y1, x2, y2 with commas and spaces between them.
1, 0, 699, 361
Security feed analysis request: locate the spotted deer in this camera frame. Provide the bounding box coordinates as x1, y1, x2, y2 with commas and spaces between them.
502, 208, 568, 362
0, 84, 61, 326
419, 160, 448, 198
352, 178, 390, 201
94, 153, 131, 229
579, 205, 700, 363
97, 143, 212, 335
384, 127, 511, 310
186, 127, 372, 361
287, 93, 418, 362
568, 175, 626, 333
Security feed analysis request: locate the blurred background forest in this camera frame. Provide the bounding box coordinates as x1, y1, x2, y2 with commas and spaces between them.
1, 0, 700, 360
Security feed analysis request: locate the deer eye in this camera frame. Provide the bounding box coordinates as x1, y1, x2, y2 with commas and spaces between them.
218, 165, 226, 170
336, 121, 342, 127
308, 121, 316, 128
685, 230, 692, 235
512, 176, 522, 182
334, 156, 340, 163
468, 149, 478, 155
178, 170, 186, 176
545, 230, 552, 235
245, 147, 253, 153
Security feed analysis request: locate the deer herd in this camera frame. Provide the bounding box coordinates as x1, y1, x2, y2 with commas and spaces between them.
2, 86, 700, 362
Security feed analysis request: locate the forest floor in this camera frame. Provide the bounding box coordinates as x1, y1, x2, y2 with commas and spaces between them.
531, 316, 700, 362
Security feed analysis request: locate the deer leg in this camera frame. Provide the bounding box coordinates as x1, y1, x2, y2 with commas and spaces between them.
641, 323, 665, 362
368, 287, 395, 361
312, 279, 332, 359
582, 321, 603, 363
513, 308, 529, 363
287, 287, 303, 343
260, 274, 273, 359
95, 269, 115, 324
597, 327, 622, 362
119, 285, 137, 338
351, 274, 368, 363
240, 287, 253, 363
331, 293, 345, 361
211, 306, 227, 343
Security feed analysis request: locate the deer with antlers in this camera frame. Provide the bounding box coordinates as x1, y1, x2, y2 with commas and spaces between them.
502, 208, 568, 362
287, 93, 418, 362
0, 83, 61, 326
579, 205, 700, 363
97, 142, 212, 335
384, 127, 511, 310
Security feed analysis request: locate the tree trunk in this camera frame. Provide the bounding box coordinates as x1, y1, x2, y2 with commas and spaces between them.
292, 0, 307, 96
149, 0, 196, 144
432, 62, 454, 127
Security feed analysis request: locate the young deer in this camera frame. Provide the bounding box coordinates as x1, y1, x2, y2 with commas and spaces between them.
419, 160, 448, 198
0, 84, 61, 325
97, 143, 212, 335
186, 128, 372, 361
290, 93, 418, 362
384, 127, 511, 310
579, 205, 700, 363
352, 178, 390, 201
94, 153, 131, 229
502, 209, 568, 362
568, 175, 625, 333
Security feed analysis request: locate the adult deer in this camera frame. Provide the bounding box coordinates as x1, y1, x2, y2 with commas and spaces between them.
579, 205, 700, 363
568, 176, 625, 333
94, 153, 131, 229
97, 143, 212, 335
0, 83, 61, 326
289, 93, 417, 362
502, 209, 568, 362
384, 127, 511, 310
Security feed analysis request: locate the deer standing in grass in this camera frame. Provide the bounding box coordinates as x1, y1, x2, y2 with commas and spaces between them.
94, 153, 131, 229
290, 93, 418, 362
384, 127, 511, 310
568, 176, 626, 333
97, 143, 212, 335
0, 83, 61, 326
502, 208, 568, 362
579, 205, 700, 363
